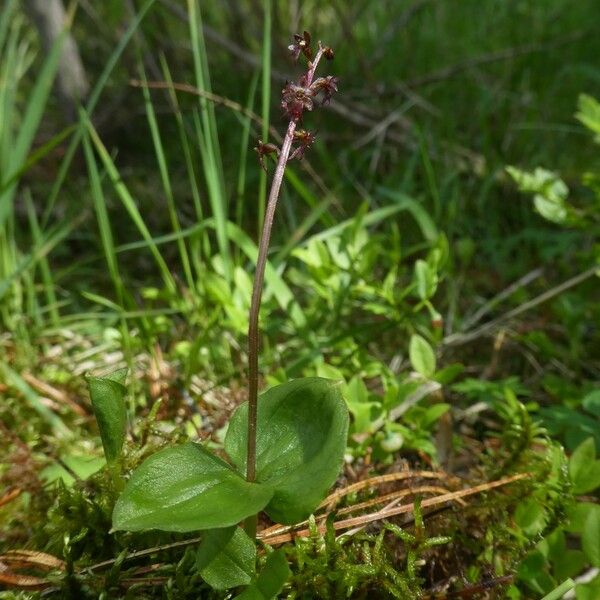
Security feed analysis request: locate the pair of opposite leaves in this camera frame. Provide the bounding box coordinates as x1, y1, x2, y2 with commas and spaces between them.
101, 377, 349, 532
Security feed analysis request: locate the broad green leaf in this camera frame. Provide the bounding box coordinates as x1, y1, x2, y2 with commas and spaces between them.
112, 443, 272, 532
517, 550, 546, 587
569, 438, 600, 494
86, 369, 128, 465
225, 378, 349, 524
553, 550, 585, 583
196, 526, 256, 590
582, 505, 600, 567
409, 334, 436, 378
234, 550, 291, 600
421, 403, 450, 428
575, 465, 600, 494
434, 363, 465, 385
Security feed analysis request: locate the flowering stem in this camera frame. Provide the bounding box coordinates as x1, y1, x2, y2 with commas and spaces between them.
246, 46, 325, 487
244, 45, 329, 541
246, 118, 296, 484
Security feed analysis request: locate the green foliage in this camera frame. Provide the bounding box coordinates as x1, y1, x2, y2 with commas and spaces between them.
86, 369, 128, 485
114, 378, 348, 534
196, 526, 256, 590
582, 506, 600, 567
235, 550, 291, 600
514, 436, 600, 597
112, 442, 273, 532
569, 437, 600, 494
284, 507, 449, 599
507, 166, 570, 224
2, 2, 600, 598
408, 334, 436, 378
576, 94, 600, 143
41, 474, 120, 562
225, 378, 349, 524
540, 388, 600, 452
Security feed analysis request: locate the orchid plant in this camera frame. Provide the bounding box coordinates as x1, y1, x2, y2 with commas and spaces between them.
87, 33, 348, 595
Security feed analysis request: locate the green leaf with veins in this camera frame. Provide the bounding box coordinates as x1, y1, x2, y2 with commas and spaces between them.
112, 443, 272, 532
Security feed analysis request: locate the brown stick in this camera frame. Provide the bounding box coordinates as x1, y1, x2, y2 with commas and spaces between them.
259, 473, 528, 545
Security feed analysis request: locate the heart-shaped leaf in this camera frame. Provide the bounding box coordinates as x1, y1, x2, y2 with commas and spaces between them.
225, 378, 349, 524
112, 443, 272, 532
86, 368, 128, 466
196, 526, 256, 590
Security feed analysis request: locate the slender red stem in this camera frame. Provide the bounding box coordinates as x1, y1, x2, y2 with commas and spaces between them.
246, 119, 296, 482
246, 47, 325, 484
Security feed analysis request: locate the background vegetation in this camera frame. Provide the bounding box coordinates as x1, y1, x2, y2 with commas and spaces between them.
0, 0, 599, 598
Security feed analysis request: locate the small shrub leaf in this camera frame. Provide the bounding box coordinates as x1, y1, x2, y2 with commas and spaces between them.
112, 443, 273, 532
409, 334, 436, 378
414, 259, 437, 300
506, 166, 570, 224
225, 378, 349, 524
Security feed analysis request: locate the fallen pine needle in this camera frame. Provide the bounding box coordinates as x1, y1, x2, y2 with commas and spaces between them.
260, 472, 528, 545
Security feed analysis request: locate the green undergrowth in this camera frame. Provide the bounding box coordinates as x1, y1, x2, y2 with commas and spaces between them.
0, 383, 575, 598
1, 0, 600, 598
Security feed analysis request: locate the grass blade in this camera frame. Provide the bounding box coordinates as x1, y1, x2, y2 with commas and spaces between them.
187, 0, 231, 279
84, 116, 177, 295
139, 65, 195, 291
42, 0, 158, 226
257, 0, 272, 234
